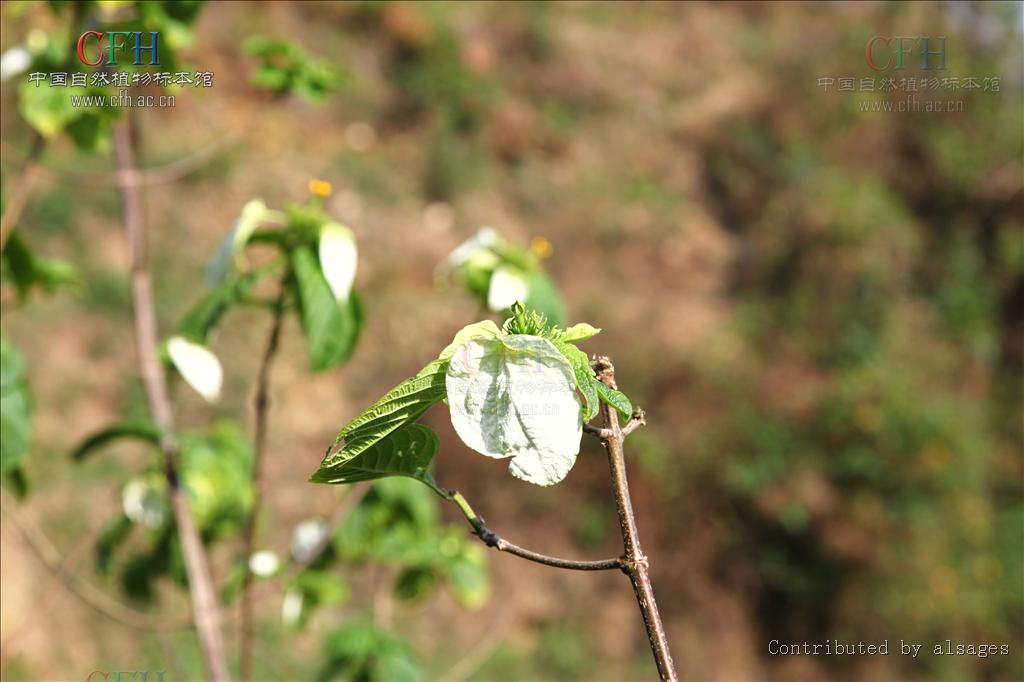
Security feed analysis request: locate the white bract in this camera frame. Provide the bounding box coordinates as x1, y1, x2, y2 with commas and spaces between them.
446, 333, 582, 486
291, 517, 329, 562
281, 588, 304, 626
0, 45, 31, 82
318, 223, 358, 302
167, 336, 223, 402
248, 550, 281, 577
487, 266, 529, 312
436, 227, 499, 277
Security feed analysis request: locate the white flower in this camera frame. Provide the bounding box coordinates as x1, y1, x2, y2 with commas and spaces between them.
122, 476, 167, 528
318, 223, 358, 302
446, 333, 583, 486
487, 266, 529, 311
167, 336, 223, 402
0, 45, 31, 82
281, 588, 304, 626
248, 550, 281, 577
437, 227, 499, 277
291, 518, 329, 562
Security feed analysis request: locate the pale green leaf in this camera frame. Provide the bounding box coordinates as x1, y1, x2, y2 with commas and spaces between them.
560, 323, 601, 343
437, 320, 501, 361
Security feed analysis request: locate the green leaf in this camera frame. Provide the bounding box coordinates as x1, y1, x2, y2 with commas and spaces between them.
321, 622, 422, 682
553, 340, 599, 422
593, 380, 633, 420
1, 231, 78, 301
318, 363, 447, 473
0, 336, 32, 475
560, 323, 601, 343
310, 424, 439, 484
178, 260, 281, 343
291, 244, 362, 371
4, 466, 29, 500
524, 269, 567, 327
71, 419, 162, 461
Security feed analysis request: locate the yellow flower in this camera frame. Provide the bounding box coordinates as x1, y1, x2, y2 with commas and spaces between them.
530, 236, 553, 259
308, 179, 333, 198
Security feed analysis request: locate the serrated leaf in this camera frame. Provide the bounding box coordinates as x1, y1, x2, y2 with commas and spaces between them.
291, 244, 362, 371
311, 424, 439, 484
593, 380, 634, 420
72, 419, 162, 461
560, 323, 601, 343
446, 334, 582, 486
553, 340, 599, 422
1, 336, 32, 475
319, 362, 448, 473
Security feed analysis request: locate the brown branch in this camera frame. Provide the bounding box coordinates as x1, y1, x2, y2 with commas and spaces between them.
0, 133, 45, 250
439, 487, 622, 571
113, 118, 230, 681
593, 356, 677, 682
240, 279, 287, 682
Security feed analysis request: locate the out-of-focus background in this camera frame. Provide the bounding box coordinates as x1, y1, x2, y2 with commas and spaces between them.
1, 2, 1022, 681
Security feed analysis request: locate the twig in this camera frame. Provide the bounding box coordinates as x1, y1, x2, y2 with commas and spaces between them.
621, 409, 646, 437
113, 118, 230, 681
583, 423, 613, 440
435, 485, 622, 571
0, 133, 45, 250
593, 356, 677, 682
0, 494, 191, 633
240, 278, 287, 682
0, 136, 237, 188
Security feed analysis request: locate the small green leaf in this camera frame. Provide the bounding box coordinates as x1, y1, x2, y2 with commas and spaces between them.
1, 336, 32, 475
179, 260, 281, 343
593, 380, 633, 420
553, 340, 599, 422
1, 231, 78, 301
311, 424, 439, 484
71, 419, 162, 461
291, 244, 362, 371
560, 323, 601, 343
319, 363, 447, 472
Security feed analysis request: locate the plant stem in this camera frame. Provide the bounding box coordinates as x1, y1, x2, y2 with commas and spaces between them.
240, 279, 287, 682
0, 131, 45, 251
113, 118, 230, 682
593, 356, 678, 682
433, 482, 622, 571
